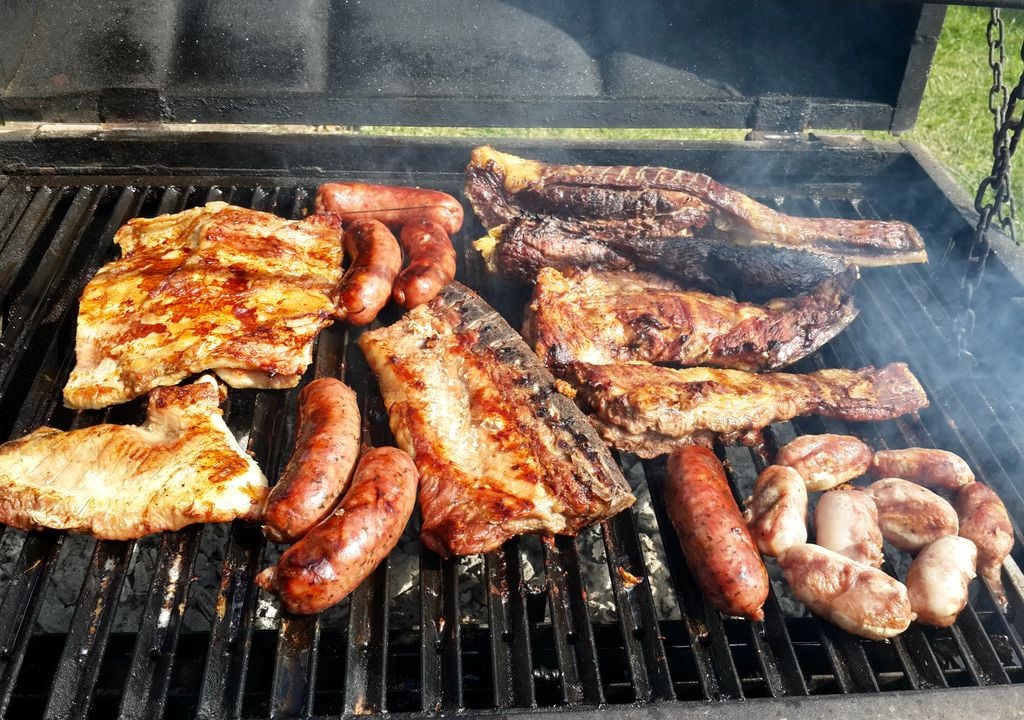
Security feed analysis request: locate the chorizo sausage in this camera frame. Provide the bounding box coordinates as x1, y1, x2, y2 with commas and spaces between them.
315, 182, 464, 235
871, 448, 974, 490
257, 446, 419, 615
392, 218, 457, 309
666, 445, 769, 620
338, 219, 402, 325
262, 378, 361, 544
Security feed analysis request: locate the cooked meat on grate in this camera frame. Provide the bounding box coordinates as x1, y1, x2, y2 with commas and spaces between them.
813, 487, 884, 567
778, 543, 915, 640
871, 447, 975, 490
566, 361, 928, 457
956, 482, 1014, 611
523, 266, 858, 371
478, 217, 851, 300
906, 535, 977, 627
0, 376, 267, 539
466, 146, 927, 273
64, 202, 345, 410
866, 477, 959, 552
744, 465, 808, 558
775, 433, 873, 491
359, 281, 635, 557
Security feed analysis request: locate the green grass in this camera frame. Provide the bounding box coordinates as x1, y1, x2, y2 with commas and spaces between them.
347, 8, 1024, 239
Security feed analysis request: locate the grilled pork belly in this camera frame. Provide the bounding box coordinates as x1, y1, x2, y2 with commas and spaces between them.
359, 282, 635, 557
523, 266, 858, 371
466, 146, 927, 272
64, 202, 345, 409
567, 362, 928, 458
0, 376, 267, 539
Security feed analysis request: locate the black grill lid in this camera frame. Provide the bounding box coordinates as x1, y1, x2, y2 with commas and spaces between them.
1, 0, 943, 132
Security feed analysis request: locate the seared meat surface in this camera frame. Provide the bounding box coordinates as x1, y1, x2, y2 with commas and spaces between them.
359, 282, 635, 557
0, 376, 267, 539
566, 362, 928, 457
524, 266, 858, 371
466, 146, 927, 283
64, 202, 345, 409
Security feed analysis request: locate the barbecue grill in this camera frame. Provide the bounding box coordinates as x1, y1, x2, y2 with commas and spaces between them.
4, 1, 1024, 718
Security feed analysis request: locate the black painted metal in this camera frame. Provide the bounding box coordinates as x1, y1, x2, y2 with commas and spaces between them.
2, 137, 1024, 719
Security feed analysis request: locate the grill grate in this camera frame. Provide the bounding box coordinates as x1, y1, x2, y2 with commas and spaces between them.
2, 148, 1024, 719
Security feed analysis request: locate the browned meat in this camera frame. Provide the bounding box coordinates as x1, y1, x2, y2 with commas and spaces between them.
871, 448, 975, 490
906, 536, 977, 627
743, 465, 808, 557
566, 362, 928, 457
466, 146, 927, 270
775, 434, 873, 491
778, 544, 915, 640
64, 202, 346, 409
957, 483, 1014, 610
666, 446, 769, 620
866, 478, 958, 552
479, 217, 850, 301
315, 182, 464, 235
523, 266, 858, 371
359, 282, 635, 557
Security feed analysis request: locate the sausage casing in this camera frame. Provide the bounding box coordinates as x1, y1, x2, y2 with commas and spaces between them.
315, 182, 464, 235
775, 433, 872, 491
263, 378, 361, 544
666, 445, 769, 621
339, 219, 403, 325
871, 448, 974, 490
393, 218, 457, 309
257, 446, 418, 615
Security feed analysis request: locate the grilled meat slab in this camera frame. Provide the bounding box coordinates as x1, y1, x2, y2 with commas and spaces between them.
523, 266, 858, 371
0, 376, 267, 539
466, 146, 927, 270
359, 282, 635, 557
567, 362, 927, 457
64, 202, 345, 409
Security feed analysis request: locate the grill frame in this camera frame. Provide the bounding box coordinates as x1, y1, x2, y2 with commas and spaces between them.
2, 132, 1024, 719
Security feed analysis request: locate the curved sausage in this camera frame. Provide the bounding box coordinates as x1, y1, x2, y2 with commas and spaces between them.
744, 464, 808, 557
775, 434, 872, 491
866, 477, 958, 552
666, 445, 769, 621
338, 219, 403, 325
906, 535, 977, 627
871, 448, 974, 490
257, 446, 419, 615
393, 218, 457, 309
315, 182, 464, 235
814, 487, 884, 567
957, 482, 1014, 610
262, 378, 361, 544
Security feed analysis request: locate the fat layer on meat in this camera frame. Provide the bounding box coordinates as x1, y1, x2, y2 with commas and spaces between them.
64, 202, 345, 409
0, 376, 267, 539
359, 282, 635, 557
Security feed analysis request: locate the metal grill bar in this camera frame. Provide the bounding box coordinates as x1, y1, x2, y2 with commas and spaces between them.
419, 550, 462, 711
484, 540, 536, 709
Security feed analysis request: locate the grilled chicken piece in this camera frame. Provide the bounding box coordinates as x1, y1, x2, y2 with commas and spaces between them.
871, 448, 975, 490
466, 145, 927, 272
744, 465, 808, 557
480, 217, 850, 300
64, 202, 345, 409
866, 478, 958, 552
0, 376, 267, 539
906, 535, 977, 627
814, 488, 884, 567
359, 281, 635, 557
523, 266, 858, 371
775, 434, 872, 491
956, 483, 1014, 610
566, 362, 928, 458
778, 543, 915, 640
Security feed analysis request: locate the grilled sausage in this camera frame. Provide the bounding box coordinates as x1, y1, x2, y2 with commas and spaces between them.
666, 445, 769, 621
814, 487, 884, 567
866, 477, 958, 552
393, 218, 457, 309
262, 378, 361, 544
871, 448, 975, 490
338, 219, 403, 325
257, 446, 418, 615
744, 465, 808, 557
775, 433, 872, 491
957, 482, 1014, 610
315, 182, 464, 235
906, 535, 977, 627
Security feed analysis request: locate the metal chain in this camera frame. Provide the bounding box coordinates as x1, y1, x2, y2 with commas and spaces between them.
957, 8, 1024, 361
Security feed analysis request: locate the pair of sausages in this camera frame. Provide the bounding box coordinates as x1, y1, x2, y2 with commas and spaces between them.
318, 183, 461, 324
260, 377, 419, 615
